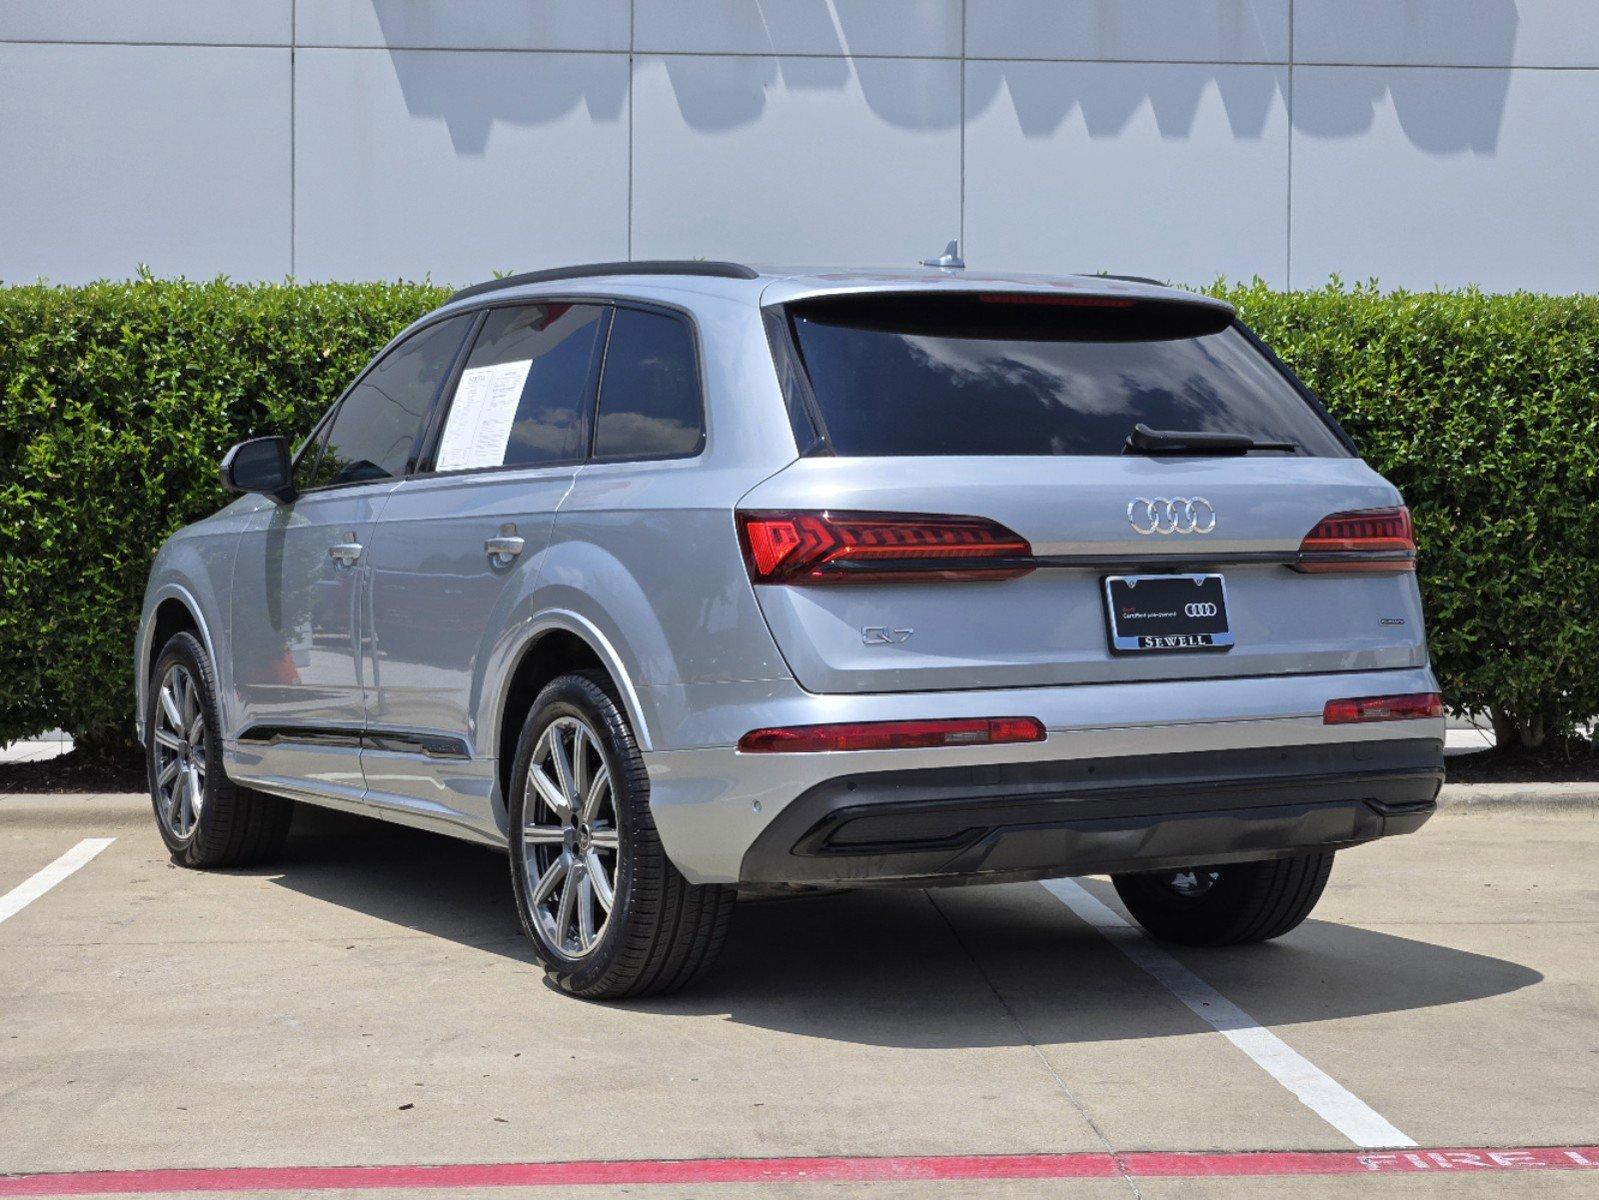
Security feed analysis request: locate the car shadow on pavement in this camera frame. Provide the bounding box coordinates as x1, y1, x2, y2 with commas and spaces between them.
258, 803, 527, 951
265, 805, 1544, 1049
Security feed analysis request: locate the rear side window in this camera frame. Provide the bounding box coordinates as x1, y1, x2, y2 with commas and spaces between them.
435, 302, 607, 471
785, 294, 1348, 458
310, 314, 473, 487
593, 308, 704, 460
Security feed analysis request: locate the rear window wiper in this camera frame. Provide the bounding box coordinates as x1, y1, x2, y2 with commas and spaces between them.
1123, 422, 1298, 456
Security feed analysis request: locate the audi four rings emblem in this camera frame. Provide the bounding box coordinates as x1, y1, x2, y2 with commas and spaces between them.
1128, 497, 1216, 535
1185, 602, 1219, 618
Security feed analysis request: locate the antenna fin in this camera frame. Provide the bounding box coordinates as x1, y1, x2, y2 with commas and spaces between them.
920, 240, 965, 270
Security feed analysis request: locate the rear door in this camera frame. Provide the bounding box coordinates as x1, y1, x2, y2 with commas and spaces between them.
361, 300, 610, 832
740, 291, 1428, 694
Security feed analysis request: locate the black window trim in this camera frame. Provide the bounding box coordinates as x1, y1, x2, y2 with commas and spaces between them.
403, 293, 709, 482
587, 300, 709, 466
408, 295, 613, 481
290, 406, 338, 493
288, 310, 479, 498
406, 307, 489, 478
761, 306, 829, 457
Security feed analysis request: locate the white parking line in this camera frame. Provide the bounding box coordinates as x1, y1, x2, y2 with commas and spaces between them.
1041, 877, 1416, 1150
0, 838, 115, 926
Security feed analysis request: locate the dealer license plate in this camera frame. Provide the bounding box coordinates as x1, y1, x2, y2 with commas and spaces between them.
1103, 573, 1234, 653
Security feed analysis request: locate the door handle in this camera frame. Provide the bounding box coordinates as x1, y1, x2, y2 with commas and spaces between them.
329, 536, 363, 566
486, 524, 525, 566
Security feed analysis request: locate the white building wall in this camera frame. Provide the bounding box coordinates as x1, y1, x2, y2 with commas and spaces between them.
1, 1, 1594, 291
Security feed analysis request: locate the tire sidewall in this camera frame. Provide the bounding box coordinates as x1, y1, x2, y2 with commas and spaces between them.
146, 632, 225, 864
507, 675, 641, 991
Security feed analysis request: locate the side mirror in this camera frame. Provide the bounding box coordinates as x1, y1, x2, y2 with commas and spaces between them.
220, 437, 296, 504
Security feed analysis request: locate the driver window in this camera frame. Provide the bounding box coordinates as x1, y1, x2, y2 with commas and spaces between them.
292, 419, 336, 491
308, 315, 472, 489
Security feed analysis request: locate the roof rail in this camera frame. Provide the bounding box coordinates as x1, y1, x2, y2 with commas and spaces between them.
446, 260, 760, 304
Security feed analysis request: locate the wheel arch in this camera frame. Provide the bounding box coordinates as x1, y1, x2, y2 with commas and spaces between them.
137, 584, 223, 747
486, 612, 652, 821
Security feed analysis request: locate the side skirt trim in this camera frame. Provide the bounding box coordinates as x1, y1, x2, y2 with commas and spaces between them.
236, 725, 470, 760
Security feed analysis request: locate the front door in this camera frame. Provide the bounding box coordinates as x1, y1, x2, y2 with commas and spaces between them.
226, 313, 476, 804
229, 488, 387, 801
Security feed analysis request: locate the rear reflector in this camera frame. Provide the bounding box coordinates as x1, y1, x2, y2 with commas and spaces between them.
1323, 693, 1444, 725
737, 510, 1032, 584
738, 717, 1046, 754
1296, 506, 1415, 573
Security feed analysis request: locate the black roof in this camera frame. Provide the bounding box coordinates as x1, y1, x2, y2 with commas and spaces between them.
446, 260, 759, 304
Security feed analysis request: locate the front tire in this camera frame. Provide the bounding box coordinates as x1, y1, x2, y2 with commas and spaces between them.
1111, 852, 1335, 946
147, 632, 294, 867
507, 672, 734, 999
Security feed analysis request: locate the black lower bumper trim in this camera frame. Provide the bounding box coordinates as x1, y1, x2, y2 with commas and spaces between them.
738, 739, 1442, 886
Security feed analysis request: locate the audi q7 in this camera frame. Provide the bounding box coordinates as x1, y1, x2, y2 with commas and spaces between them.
136, 261, 1445, 998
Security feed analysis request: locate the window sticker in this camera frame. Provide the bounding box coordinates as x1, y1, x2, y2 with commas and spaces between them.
434, 359, 534, 471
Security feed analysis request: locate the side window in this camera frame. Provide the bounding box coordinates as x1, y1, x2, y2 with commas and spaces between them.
313, 315, 472, 488
434, 303, 607, 472
292, 417, 337, 491
593, 308, 705, 460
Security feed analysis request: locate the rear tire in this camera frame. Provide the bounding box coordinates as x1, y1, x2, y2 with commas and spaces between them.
1111, 852, 1334, 946
146, 632, 294, 867
507, 671, 735, 999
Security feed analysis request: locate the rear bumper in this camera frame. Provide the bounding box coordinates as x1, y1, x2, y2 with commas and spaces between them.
737, 738, 1441, 887
641, 666, 1444, 884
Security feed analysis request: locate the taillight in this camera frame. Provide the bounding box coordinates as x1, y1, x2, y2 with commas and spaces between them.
1323, 693, 1444, 724
736, 510, 1033, 584
738, 716, 1046, 753
1295, 506, 1415, 573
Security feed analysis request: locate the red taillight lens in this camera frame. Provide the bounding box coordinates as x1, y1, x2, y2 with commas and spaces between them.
738, 716, 1046, 753
736, 510, 1033, 584
1296, 506, 1415, 573
1323, 692, 1444, 725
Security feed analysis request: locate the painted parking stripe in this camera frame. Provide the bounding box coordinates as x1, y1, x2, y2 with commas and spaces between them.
1041, 878, 1415, 1150
0, 839, 116, 926
0, 1148, 1593, 1195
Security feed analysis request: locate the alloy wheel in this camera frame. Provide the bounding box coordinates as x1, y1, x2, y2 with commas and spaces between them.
522, 715, 620, 958
1165, 867, 1221, 899
151, 663, 206, 839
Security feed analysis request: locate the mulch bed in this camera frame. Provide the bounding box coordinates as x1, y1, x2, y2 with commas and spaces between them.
0, 748, 145, 794
1445, 738, 1599, 784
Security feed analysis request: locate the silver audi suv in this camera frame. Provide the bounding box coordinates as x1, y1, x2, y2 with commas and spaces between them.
136, 261, 1444, 998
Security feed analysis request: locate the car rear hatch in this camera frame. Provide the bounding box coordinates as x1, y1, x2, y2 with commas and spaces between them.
738, 287, 1428, 694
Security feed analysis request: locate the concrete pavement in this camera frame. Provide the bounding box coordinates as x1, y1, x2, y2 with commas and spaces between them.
0, 793, 1594, 1198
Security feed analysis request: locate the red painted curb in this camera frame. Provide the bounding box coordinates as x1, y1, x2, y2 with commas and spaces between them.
1, 1147, 1594, 1195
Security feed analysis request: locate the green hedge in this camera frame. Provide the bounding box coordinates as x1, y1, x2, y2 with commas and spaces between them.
0, 278, 447, 751
1, 277, 1595, 751
1215, 281, 1599, 746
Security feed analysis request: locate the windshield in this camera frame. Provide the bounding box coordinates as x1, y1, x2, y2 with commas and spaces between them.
784, 294, 1349, 457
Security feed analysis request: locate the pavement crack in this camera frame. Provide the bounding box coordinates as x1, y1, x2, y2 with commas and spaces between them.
922, 888, 1145, 1200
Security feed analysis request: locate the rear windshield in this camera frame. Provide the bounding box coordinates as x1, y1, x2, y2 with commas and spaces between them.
784, 294, 1348, 457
